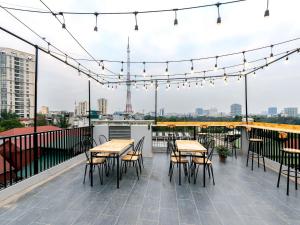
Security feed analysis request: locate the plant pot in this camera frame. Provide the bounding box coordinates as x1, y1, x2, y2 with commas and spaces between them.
219, 155, 227, 162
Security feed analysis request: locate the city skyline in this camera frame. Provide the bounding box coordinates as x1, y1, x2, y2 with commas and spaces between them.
1, 0, 300, 115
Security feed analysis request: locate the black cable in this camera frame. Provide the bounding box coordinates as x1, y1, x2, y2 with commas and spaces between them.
1, 0, 245, 15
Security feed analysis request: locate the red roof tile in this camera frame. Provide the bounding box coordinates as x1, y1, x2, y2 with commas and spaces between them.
0, 126, 62, 137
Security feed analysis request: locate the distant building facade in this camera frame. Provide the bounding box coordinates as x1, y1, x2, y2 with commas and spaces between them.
0, 48, 35, 118
75, 101, 88, 116
195, 108, 204, 116
268, 107, 277, 116
230, 104, 242, 116
159, 108, 165, 117
284, 107, 298, 117
97, 98, 107, 115
40, 106, 49, 115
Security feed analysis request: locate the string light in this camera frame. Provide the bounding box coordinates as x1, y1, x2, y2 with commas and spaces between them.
223, 68, 228, 85
59, 12, 66, 29
285, 51, 289, 64
214, 56, 218, 71
134, 12, 139, 31
120, 61, 124, 75
165, 61, 169, 75
270, 45, 274, 58
190, 59, 194, 74
143, 62, 146, 77
216, 3, 221, 24
94, 12, 99, 31
47, 42, 51, 53
174, 9, 178, 25
264, 0, 270, 17
77, 63, 81, 76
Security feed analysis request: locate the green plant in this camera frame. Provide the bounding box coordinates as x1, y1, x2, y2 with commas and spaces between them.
216, 145, 230, 158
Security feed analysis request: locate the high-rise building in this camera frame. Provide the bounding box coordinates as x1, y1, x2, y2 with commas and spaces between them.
284, 107, 298, 117
268, 107, 277, 116
195, 108, 203, 116
208, 108, 218, 117
230, 104, 242, 116
97, 98, 107, 115
75, 101, 88, 116
0, 48, 35, 118
40, 106, 49, 115
159, 108, 165, 117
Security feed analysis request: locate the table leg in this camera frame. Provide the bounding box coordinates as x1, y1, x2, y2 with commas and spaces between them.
90, 152, 93, 187
203, 152, 206, 187
179, 151, 181, 185
117, 155, 120, 188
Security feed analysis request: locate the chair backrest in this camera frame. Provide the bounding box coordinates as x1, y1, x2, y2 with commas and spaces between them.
206, 140, 215, 161
134, 136, 145, 153
81, 136, 95, 161
99, 135, 108, 145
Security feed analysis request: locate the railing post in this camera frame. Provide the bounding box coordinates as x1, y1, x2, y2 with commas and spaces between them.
155, 80, 158, 124
244, 74, 249, 124
33, 45, 39, 175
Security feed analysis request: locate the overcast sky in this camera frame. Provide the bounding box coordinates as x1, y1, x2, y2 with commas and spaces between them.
1, 0, 300, 114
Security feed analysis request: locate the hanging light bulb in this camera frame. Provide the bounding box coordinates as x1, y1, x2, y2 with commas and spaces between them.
214, 56, 218, 71
253, 71, 256, 78
47, 42, 51, 53
264, 58, 269, 69
120, 61, 124, 75
59, 12, 66, 29
264, 0, 270, 17
200, 80, 204, 88
77, 63, 81, 76
174, 9, 178, 26
269, 45, 274, 59
190, 59, 194, 74
285, 51, 289, 64
150, 78, 154, 87
188, 82, 191, 88
210, 79, 214, 87
165, 61, 169, 75
243, 51, 250, 68
101, 60, 105, 72
134, 12, 139, 31
216, 3, 221, 24
94, 13, 99, 31
177, 84, 180, 90
223, 68, 228, 85
143, 62, 146, 77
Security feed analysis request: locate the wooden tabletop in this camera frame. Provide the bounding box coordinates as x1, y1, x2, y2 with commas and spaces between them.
176, 140, 207, 153
90, 139, 134, 154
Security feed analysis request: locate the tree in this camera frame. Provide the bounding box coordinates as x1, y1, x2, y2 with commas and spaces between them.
0, 112, 24, 131
37, 114, 48, 126
57, 115, 69, 128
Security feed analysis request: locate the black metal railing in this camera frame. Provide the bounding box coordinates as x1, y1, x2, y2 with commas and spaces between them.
249, 128, 300, 167
152, 125, 242, 152
0, 126, 92, 190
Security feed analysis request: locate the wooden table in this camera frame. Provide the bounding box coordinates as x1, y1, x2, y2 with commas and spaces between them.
176, 140, 207, 186
90, 139, 134, 188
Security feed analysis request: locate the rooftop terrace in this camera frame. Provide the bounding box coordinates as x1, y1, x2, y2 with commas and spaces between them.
0, 152, 299, 225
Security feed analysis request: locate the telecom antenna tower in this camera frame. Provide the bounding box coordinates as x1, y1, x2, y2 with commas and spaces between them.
125, 37, 133, 114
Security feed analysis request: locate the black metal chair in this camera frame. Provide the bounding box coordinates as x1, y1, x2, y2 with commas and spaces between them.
82, 137, 107, 185
121, 137, 144, 180
99, 134, 108, 144
277, 148, 300, 195
246, 128, 266, 171
168, 142, 189, 182
127, 136, 145, 171
190, 140, 215, 185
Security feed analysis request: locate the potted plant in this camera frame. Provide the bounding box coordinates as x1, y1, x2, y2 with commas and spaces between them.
216, 145, 230, 162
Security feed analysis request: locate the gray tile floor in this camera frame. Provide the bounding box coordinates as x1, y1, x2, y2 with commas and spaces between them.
0, 153, 299, 225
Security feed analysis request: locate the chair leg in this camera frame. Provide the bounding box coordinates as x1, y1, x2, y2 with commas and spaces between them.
287, 154, 290, 196
141, 154, 144, 168
207, 165, 211, 178
169, 164, 174, 182
98, 165, 103, 185
194, 165, 199, 184
83, 164, 87, 184
135, 161, 139, 180
246, 142, 251, 167
210, 166, 215, 185
277, 151, 284, 188
251, 148, 254, 171
168, 161, 172, 176
138, 158, 142, 173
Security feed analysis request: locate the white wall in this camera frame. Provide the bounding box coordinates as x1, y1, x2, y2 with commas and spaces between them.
93, 124, 153, 157
131, 125, 152, 157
